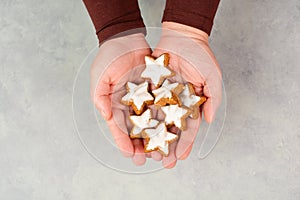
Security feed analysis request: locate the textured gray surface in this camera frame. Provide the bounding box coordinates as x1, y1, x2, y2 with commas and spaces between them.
1, 0, 300, 199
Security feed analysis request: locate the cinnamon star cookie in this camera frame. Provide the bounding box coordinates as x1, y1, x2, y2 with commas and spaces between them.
161, 104, 191, 131
143, 123, 178, 156
141, 53, 174, 87
179, 83, 206, 119
152, 80, 184, 106
129, 109, 159, 138
121, 82, 154, 115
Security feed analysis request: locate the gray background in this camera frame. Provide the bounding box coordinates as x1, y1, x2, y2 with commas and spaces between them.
1, 0, 300, 199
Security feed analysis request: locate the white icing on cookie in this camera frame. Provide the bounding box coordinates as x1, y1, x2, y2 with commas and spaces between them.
129, 109, 159, 138
144, 123, 178, 156
179, 84, 206, 118
121, 82, 154, 113
180, 84, 200, 105
161, 104, 190, 130
141, 54, 174, 87
152, 80, 180, 104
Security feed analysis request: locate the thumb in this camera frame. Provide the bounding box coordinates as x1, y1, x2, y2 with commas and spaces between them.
94, 96, 112, 121
91, 82, 112, 121
202, 78, 222, 123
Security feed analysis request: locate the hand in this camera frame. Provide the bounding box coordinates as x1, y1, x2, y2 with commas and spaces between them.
90, 33, 151, 165
152, 22, 222, 168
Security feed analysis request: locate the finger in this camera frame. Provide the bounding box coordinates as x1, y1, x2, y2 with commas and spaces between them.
90, 53, 133, 121
151, 151, 163, 161
180, 62, 221, 124
162, 142, 177, 169
179, 54, 222, 124
178, 60, 222, 124
94, 95, 112, 121
107, 109, 134, 157
176, 115, 201, 160
194, 86, 203, 96
132, 139, 146, 166
91, 74, 112, 120
179, 145, 193, 160
145, 153, 152, 158
202, 79, 222, 123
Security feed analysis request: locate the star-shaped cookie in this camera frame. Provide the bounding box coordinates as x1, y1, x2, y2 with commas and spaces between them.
121, 82, 154, 115
152, 80, 184, 106
129, 109, 159, 138
143, 123, 178, 156
161, 104, 191, 131
179, 83, 206, 119
141, 53, 174, 87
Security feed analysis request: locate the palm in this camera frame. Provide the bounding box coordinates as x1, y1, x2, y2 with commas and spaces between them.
152, 25, 222, 167
90, 33, 151, 165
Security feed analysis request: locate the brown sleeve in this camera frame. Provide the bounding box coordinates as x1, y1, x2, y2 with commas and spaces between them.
162, 0, 220, 35
82, 0, 145, 44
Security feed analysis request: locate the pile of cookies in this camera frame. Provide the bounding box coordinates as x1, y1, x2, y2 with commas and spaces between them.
121, 53, 206, 156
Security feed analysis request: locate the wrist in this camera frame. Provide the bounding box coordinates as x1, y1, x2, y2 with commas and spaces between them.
101, 32, 149, 51
162, 22, 209, 44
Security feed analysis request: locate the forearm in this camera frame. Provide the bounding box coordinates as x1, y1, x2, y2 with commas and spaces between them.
162, 0, 220, 35
83, 0, 145, 44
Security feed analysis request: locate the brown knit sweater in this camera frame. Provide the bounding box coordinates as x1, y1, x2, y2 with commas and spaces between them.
83, 0, 220, 43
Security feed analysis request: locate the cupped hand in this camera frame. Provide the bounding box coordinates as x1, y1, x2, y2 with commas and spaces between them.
90, 33, 151, 165
152, 22, 222, 168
